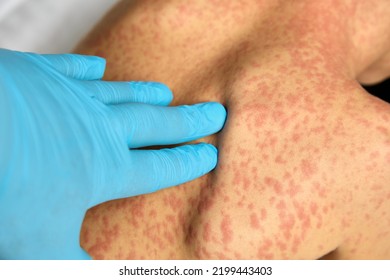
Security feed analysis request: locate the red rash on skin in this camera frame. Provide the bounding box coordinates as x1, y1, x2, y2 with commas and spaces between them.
264, 177, 283, 194
250, 213, 261, 230
163, 193, 183, 211
220, 215, 233, 244
300, 160, 318, 179
202, 222, 211, 243
149, 209, 157, 218
257, 238, 274, 259
278, 205, 295, 240
76, 0, 390, 259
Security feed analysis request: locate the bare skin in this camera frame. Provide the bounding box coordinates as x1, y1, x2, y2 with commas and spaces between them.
76, 0, 390, 259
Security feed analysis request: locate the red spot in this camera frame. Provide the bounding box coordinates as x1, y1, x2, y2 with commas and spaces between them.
102, 216, 109, 228
292, 236, 301, 254
369, 151, 380, 160
198, 195, 215, 214
293, 201, 311, 238
283, 172, 292, 180
130, 197, 146, 222
301, 159, 318, 179
216, 252, 229, 259
250, 213, 260, 229
242, 176, 251, 190
313, 182, 327, 198
386, 152, 390, 164
163, 230, 175, 245
123, 250, 136, 260
322, 205, 329, 214
261, 208, 267, 220
263, 253, 274, 259
291, 133, 302, 142
287, 179, 301, 196
165, 214, 175, 223
251, 166, 259, 176
232, 160, 252, 190
237, 147, 249, 156
149, 209, 157, 218
279, 213, 295, 240
310, 202, 318, 215
376, 126, 390, 137
316, 214, 323, 229
203, 222, 211, 242
276, 240, 287, 251
275, 155, 287, 164
269, 136, 278, 148
257, 239, 273, 259
341, 218, 351, 228
164, 193, 183, 211
264, 177, 283, 194
276, 200, 286, 210
220, 215, 233, 244
371, 184, 382, 191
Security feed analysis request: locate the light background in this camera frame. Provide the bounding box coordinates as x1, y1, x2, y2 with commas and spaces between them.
0, 0, 120, 53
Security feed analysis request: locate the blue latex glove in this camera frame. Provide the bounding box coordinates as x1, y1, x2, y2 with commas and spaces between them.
0, 49, 226, 259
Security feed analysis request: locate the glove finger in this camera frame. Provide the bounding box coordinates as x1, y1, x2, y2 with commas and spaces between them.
39, 53, 106, 80
82, 80, 173, 105
96, 143, 218, 203
111, 102, 226, 148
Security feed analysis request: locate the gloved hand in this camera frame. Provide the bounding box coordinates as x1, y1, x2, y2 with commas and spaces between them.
0, 49, 226, 259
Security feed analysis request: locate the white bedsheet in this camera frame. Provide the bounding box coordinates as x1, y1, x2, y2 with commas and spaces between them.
0, 0, 119, 53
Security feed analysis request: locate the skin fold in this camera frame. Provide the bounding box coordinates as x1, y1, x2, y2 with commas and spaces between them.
75, 0, 390, 259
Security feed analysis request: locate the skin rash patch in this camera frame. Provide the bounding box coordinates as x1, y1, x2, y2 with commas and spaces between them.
77, 0, 390, 259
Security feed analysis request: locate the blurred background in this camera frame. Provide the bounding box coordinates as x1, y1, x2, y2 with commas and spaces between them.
0, 0, 388, 104
0, 0, 119, 53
